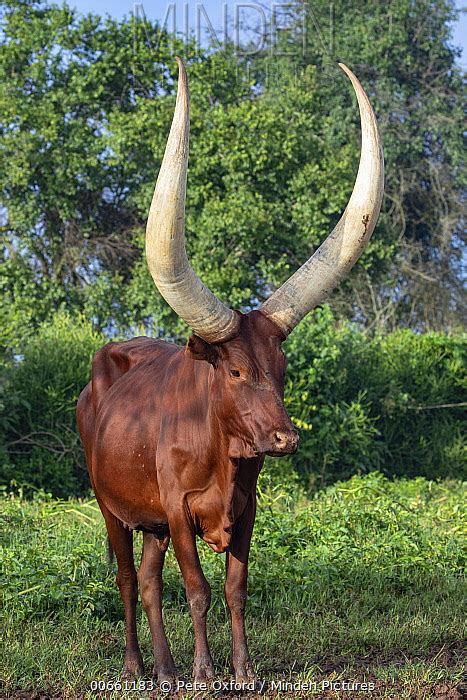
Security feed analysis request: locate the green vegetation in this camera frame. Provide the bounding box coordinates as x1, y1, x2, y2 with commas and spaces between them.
1, 0, 464, 497
1, 0, 465, 346
283, 309, 466, 488
1, 473, 465, 698
255, 0, 466, 329
1, 310, 464, 497
0, 1, 465, 697
0, 313, 105, 497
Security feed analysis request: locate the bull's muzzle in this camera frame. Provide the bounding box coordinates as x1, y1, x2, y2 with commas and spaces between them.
266, 428, 300, 456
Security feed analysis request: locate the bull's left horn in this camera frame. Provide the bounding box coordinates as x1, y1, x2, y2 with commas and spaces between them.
260, 63, 384, 335
146, 57, 239, 343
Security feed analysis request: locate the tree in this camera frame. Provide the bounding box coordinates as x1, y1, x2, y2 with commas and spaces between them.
0, 0, 187, 345
1, 0, 464, 349
246, 0, 466, 330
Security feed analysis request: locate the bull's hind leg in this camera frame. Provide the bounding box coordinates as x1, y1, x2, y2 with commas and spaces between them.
101, 506, 144, 677
138, 533, 178, 682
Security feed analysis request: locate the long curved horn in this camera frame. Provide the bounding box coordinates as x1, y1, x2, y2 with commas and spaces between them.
146, 57, 239, 343
261, 63, 384, 335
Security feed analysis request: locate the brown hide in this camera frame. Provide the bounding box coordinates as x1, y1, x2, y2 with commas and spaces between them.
77, 311, 298, 555
77, 310, 299, 683
75, 55, 383, 685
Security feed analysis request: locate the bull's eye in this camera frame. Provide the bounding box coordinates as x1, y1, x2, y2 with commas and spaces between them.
230, 369, 241, 378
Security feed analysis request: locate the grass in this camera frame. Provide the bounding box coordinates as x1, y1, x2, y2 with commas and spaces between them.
0, 472, 465, 699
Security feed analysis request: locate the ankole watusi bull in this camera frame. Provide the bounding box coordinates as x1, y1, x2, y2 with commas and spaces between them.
77, 57, 384, 684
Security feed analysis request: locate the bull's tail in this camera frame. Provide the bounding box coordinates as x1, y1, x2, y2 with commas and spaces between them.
107, 536, 115, 564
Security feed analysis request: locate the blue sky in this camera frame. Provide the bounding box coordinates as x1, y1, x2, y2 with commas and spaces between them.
69, 0, 466, 67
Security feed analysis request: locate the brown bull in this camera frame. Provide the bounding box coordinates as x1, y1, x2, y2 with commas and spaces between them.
77, 57, 383, 684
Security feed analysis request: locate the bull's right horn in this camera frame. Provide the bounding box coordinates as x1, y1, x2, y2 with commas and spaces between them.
146, 57, 239, 343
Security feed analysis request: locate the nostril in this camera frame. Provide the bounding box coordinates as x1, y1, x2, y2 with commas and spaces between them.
274, 430, 300, 449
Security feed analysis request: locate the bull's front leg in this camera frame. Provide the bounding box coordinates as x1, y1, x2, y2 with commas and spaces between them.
225, 495, 257, 683
169, 514, 215, 681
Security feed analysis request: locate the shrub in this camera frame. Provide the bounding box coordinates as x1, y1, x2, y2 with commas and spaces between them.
281, 308, 466, 488
373, 330, 466, 479
0, 312, 105, 497
0, 306, 464, 497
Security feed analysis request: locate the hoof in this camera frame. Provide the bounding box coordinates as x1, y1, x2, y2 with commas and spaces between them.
156, 668, 179, 685
233, 661, 257, 685
193, 655, 215, 682
122, 650, 145, 678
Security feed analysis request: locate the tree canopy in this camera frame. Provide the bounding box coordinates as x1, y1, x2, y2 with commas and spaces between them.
1, 0, 465, 356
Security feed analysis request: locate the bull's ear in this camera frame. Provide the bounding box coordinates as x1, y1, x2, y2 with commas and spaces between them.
186, 335, 219, 366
